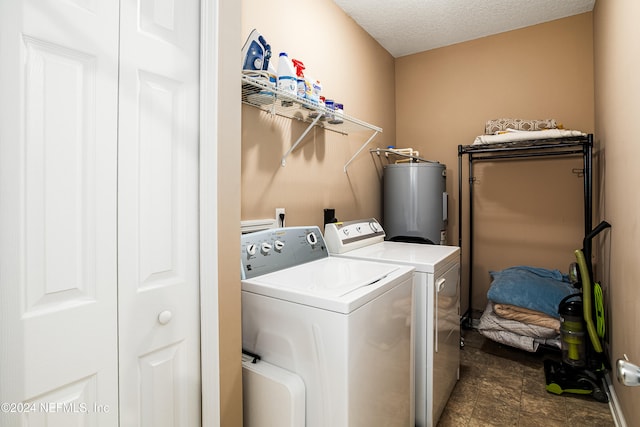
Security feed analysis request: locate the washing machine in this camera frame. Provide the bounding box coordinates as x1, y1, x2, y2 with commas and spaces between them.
325, 219, 460, 427
240, 226, 415, 427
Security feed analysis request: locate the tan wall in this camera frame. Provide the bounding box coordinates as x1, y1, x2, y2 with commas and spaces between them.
395, 13, 595, 314
594, 1, 640, 423
241, 0, 396, 228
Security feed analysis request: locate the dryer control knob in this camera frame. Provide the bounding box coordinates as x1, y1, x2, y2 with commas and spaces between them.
306, 232, 318, 246
246, 243, 257, 256
261, 242, 272, 254
369, 221, 380, 233
274, 240, 285, 251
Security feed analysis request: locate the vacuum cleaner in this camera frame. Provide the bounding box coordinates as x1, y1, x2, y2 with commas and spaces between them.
544, 220, 611, 403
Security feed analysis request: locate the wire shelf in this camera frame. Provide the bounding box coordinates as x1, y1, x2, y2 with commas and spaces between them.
241, 71, 382, 171
241, 72, 382, 136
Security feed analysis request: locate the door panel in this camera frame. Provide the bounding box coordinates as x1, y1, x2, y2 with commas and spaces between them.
137, 71, 183, 289
23, 36, 99, 315
117, 0, 201, 425
0, 0, 119, 425
2, 1, 202, 425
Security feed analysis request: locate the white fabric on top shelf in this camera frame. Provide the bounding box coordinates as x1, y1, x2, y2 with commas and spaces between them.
473, 129, 586, 145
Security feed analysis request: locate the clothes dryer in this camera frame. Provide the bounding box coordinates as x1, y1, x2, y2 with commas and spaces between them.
325, 219, 460, 427
241, 226, 415, 427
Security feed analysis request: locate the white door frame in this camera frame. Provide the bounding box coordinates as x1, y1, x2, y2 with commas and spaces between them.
200, 0, 240, 425
200, 0, 220, 423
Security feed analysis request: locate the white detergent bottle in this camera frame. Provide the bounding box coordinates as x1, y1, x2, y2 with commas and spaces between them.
277, 52, 297, 104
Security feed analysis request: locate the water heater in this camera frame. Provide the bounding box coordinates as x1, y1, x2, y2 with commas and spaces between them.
383, 162, 447, 244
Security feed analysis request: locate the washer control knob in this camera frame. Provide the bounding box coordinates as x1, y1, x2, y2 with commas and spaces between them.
246, 243, 257, 256
343, 228, 350, 236
261, 242, 272, 254
306, 231, 318, 246
369, 221, 380, 232
274, 240, 285, 252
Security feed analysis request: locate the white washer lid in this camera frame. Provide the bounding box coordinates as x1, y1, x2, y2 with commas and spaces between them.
241, 257, 411, 313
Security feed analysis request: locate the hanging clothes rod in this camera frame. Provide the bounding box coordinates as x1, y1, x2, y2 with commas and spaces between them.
369, 148, 438, 164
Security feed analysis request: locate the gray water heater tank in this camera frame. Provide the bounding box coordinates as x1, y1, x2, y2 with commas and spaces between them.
383, 162, 447, 244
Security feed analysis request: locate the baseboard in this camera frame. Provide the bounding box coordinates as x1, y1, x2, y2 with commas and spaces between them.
605, 373, 627, 427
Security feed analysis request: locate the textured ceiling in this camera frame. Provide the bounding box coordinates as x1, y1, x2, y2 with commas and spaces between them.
333, 0, 595, 57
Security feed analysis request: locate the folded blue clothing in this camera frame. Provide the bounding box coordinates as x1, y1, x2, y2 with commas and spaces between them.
487, 265, 579, 318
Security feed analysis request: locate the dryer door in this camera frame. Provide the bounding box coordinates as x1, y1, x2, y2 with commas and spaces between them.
433, 262, 461, 425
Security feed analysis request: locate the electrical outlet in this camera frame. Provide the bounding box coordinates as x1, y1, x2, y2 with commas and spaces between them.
275, 208, 285, 227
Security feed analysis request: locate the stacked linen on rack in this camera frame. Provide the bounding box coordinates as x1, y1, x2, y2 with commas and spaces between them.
473, 128, 586, 145
477, 302, 561, 352
474, 117, 586, 145
493, 303, 560, 331
477, 266, 579, 352
485, 118, 558, 134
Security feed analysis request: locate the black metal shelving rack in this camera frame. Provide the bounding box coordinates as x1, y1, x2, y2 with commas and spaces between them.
457, 133, 593, 327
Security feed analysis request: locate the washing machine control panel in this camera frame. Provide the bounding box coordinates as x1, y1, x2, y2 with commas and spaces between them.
241, 226, 328, 279
324, 218, 386, 254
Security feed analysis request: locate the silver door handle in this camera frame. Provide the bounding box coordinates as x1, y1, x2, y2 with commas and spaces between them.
616, 355, 640, 386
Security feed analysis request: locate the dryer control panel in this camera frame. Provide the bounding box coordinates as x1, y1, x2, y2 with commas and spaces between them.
324, 218, 386, 254
241, 226, 328, 279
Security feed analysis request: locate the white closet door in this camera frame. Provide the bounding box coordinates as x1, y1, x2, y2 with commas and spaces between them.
0, 0, 120, 425
116, 0, 202, 425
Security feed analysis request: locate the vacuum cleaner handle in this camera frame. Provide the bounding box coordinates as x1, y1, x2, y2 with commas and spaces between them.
582, 220, 611, 284
583, 220, 611, 251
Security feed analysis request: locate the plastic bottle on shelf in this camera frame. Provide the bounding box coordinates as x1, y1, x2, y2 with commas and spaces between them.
308, 94, 324, 119
277, 52, 297, 105
318, 96, 326, 120
324, 99, 335, 122
328, 102, 343, 124
311, 79, 322, 104
291, 59, 306, 100
299, 74, 315, 107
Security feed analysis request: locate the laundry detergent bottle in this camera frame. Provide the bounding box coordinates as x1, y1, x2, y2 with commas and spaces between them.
277, 52, 297, 103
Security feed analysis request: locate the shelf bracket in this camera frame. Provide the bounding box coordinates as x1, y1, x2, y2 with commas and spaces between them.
280, 113, 324, 167
242, 73, 383, 169
343, 130, 380, 173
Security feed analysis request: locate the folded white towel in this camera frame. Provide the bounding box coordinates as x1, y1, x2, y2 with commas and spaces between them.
473, 129, 586, 145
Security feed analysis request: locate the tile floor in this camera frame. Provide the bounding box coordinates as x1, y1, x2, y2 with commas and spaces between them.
437, 329, 615, 426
